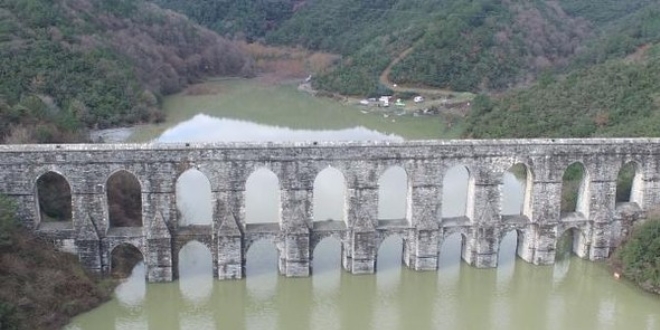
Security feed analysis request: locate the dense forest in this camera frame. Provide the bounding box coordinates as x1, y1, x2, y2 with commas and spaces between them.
465, 46, 660, 138
0, 0, 251, 144
149, 0, 660, 97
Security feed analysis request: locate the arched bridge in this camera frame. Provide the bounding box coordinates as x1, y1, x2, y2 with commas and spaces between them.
0, 138, 652, 282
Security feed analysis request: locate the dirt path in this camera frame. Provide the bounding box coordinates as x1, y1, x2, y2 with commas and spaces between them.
379, 47, 473, 99
379, 47, 415, 91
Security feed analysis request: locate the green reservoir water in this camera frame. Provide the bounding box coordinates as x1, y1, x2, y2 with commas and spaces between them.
69, 78, 660, 330
128, 78, 461, 142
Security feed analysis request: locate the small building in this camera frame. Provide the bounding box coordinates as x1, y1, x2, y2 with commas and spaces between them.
414, 96, 425, 103
379, 96, 392, 107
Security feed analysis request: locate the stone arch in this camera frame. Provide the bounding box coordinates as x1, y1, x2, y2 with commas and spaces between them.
502, 163, 533, 217
106, 170, 143, 227
498, 229, 522, 265
376, 231, 407, 251
377, 166, 410, 222
178, 240, 214, 304
244, 236, 281, 257
560, 162, 590, 216
178, 240, 213, 277
616, 161, 643, 206
311, 236, 342, 274
438, 232, 466, 268
441, 164, 472, 219
35, 171, 72, 227
376, 234, 404, 272
176, 169, 213, 226
311, 232, 344, 255
110, 243, 145, 278
313, 166, 348, 224
245, 239, 280, 277
245, 167, 281, 225
556, 226, 590, 260
497, 229, 524, 246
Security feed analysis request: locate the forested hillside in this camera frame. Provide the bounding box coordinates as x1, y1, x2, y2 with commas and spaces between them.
150, 0, 299, 40
464, 44, 660, 138
273, 0, 591, 94
0, 0, 250, 143
458, 1, 660, 138
151, 0, 660, 96
3, 0, 660, 141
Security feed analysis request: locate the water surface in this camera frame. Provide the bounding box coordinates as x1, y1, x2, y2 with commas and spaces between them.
68, 80, 660, 330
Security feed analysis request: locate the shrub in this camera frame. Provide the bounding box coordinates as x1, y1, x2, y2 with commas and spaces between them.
616, 218, 660, 294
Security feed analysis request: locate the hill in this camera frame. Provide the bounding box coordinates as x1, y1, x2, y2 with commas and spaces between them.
0, 195, 114, 330
272, 0, 590, 94
464, 44, 660, 138
0, 0, 251, 143
151, 0, 660, 97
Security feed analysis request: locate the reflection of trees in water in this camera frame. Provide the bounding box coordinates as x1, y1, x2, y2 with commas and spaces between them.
107, 171, 142, 227
36, 172, 72, 222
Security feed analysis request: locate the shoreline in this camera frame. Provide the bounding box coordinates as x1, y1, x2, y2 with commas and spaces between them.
89, 127, 136, 143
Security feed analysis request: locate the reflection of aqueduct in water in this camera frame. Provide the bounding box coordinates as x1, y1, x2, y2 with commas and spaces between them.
0, 139, 650, 282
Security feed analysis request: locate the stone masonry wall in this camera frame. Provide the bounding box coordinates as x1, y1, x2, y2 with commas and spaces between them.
0, 138, 654, 281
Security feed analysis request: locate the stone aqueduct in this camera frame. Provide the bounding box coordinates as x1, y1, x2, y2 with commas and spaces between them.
0, 138, 653, 282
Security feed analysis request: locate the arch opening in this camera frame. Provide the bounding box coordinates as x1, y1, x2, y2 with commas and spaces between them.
245, 168, 281, 224
498, 230, 519, 266
110, 243, 144, 279
377, 166, 409, 221
439, 233, 464, 269
616, 162, 642, 205
246, 239, 279, 301
502, 164, 530, 216
556, 228, 588, 261
561, 162, 588, 215
377, 235, 404, 272
178, 240, 213, 304
178, 240, 213, 278
377, 235, 404, 290
246, 239, 279, 278
441, 165, 471, 219
112, 243, 146, 307
312, 237, 342, 275
176, 169, 213, 226
313, 166, 347, 224
107, 170, 142, 227
36, 171, 72, 226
